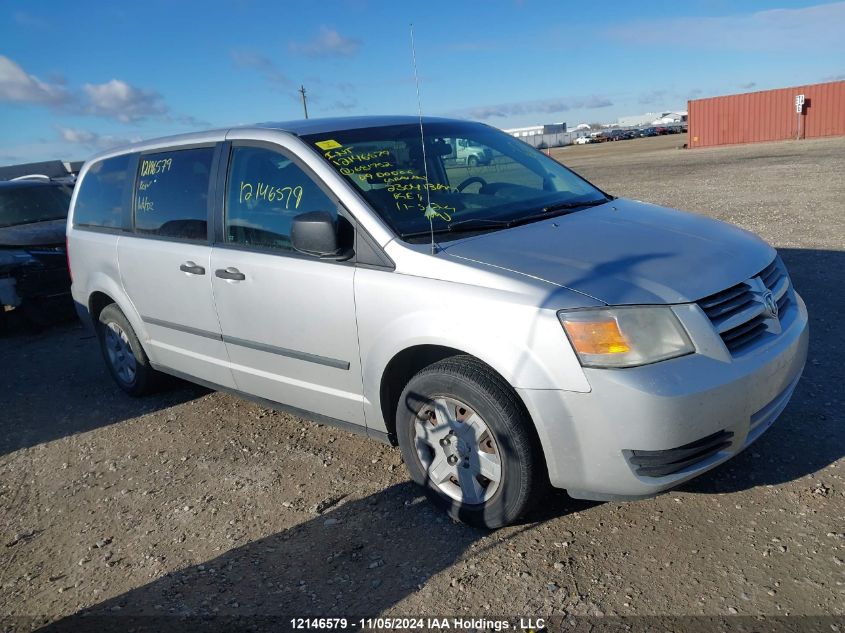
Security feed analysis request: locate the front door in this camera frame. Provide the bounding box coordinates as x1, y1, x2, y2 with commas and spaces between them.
209, 142, 365, 425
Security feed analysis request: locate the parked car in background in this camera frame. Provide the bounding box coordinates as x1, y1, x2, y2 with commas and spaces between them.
574, 136, 591, 145
638, 127, 658, 137
443, 137, 493, 167
67, 116, 808, 528
612, 130, 636, 141
0, 176, 75, 328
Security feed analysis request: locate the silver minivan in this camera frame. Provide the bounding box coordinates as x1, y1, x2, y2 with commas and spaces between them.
67, 117, 808, 527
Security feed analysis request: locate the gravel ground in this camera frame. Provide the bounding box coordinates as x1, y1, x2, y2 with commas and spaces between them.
1, 135, 843, 630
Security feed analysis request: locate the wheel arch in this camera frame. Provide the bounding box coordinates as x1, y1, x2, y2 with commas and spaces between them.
82, 275, 148, 351
378, 346, 544, 462
380, 345, 551, 485
379, 344, 461, 443
88, 290, 115, 323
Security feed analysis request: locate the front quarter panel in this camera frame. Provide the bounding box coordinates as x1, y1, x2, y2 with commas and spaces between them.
356, 263, 596, 434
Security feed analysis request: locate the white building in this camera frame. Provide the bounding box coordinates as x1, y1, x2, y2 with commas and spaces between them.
502, 123, 566, 138
651, 111, 688, 125
501, 123, 570, 149
617, 111, 687, 127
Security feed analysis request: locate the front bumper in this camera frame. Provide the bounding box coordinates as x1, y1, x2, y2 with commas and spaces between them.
520, 291, 809, 500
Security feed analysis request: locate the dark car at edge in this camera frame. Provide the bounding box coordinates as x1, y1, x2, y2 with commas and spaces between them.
0, 177, 75, 328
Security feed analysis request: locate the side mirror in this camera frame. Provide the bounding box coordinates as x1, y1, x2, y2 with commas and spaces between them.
291, 211, 351, 260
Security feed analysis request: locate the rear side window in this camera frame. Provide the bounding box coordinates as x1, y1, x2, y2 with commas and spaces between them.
73, 155, 131, 228
224, 145, 335, 251
134, 147, 214, 241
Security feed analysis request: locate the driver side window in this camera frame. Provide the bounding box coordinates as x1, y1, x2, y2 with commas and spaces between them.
225, 146, 336, 251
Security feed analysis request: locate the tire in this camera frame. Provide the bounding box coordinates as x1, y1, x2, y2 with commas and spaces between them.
396, 355, 544, 528
96, 303, 161, 396
467, 155, 478, 168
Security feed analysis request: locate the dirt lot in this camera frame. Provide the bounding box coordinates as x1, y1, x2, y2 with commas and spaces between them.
1, 135, 843, 630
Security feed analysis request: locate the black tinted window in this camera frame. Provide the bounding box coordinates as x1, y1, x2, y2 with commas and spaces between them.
134, 147, 213, 241
74, 155, 131, 228
0, 184, 71, 228
225, 146, 335, 251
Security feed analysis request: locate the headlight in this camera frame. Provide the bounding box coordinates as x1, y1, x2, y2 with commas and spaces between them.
558, 306, 694, 368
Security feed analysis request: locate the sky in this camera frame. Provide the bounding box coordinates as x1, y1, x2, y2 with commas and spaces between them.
1, 0, 844, 165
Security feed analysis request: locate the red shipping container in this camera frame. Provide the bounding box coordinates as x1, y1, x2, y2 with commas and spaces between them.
688, 80, 845, 148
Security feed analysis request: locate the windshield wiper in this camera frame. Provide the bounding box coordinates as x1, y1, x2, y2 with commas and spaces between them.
502, 198, 609, 228
442, 217, 513, 231
400, 218, 512, 239
541, 198, 609, 213
400, 198, 609, 240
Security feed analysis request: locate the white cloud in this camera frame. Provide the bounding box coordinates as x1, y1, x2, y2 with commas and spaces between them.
82, 79, 168, 123
290, 27, 361, 58
1, 55, 204, 126
451, 95, 613, 120
57, 126, 136, 151
638, 90, 667, 105
0, 55, 68, 105
14, 11, 48, 28
605, 2, 845, 51
231, 50, 290, 88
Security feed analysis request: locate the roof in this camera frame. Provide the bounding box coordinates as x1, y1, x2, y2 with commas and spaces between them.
0, 160, 79, 181
81, 115, 479, 166
0, 178, 70, 190
257, 115, 461, 135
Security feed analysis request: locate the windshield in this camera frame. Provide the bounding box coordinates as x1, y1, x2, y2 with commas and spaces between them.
302, 122, 608, 240
0, 184, 72, 229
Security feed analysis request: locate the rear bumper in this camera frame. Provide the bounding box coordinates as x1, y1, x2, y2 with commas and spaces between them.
520, 292, 809, 500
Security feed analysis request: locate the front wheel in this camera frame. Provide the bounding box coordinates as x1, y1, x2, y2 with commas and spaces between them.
396, 356, 544, 528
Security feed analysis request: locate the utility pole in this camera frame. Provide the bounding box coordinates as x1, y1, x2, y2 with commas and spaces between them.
299, 85, 309, 119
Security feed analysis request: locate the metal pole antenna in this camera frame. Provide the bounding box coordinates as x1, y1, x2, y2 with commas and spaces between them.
299, 85, 309, 119
410, 23, 437, 255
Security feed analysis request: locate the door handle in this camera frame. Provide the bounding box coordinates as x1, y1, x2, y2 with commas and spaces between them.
215, 267, 246, 281
179, 261, 205, 275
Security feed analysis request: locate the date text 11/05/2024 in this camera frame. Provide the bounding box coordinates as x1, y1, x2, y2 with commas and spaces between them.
289, 617, 547, 631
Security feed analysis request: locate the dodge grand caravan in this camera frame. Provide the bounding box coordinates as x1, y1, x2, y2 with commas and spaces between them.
67, 117, 808, 528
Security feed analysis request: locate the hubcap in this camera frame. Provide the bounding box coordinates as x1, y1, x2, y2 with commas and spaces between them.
413, 397, 502, 505
105, 322, 136, 385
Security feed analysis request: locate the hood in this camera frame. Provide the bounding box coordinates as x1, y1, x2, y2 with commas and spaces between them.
441, 199, 775, 305
0, 219, 66, 248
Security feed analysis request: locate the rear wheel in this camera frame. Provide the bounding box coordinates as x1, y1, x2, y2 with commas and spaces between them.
97, 303, 161, 396
467, 155, 479, 168
396, 355, 543, 528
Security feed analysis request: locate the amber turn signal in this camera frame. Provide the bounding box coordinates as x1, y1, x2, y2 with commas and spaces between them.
562, 318, 631, 355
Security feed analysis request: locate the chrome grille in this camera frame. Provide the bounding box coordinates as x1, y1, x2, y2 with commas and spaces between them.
697, 257, 792, 355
